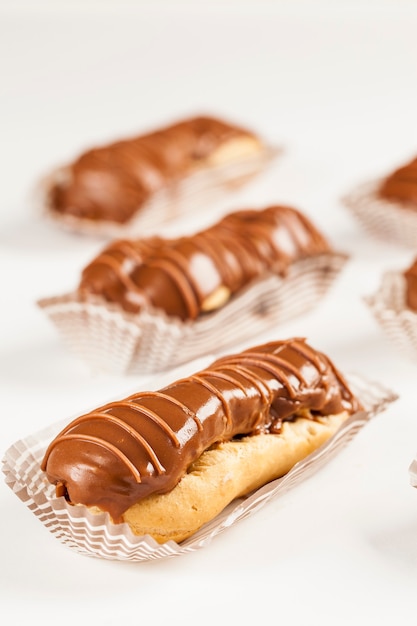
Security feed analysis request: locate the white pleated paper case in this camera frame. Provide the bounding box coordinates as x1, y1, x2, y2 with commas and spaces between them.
365, 269, 417, 363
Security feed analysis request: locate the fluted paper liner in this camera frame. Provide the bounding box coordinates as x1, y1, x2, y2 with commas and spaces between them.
2, 371, 397, 562
37, 252, 348, 375
409, 458, 417, 489
343, 179, 417, 248
365, 270, 417, 362
39, 144, 281, 238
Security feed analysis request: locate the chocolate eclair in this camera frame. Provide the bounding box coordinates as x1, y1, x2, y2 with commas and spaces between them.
378, 156, 417, 208
342, 155, 417, 249
46, 114, 269, 227
78, 204, 331, 320
41, 338, 361, 543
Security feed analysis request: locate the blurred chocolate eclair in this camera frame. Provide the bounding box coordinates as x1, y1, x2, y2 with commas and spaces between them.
343, 155, 417, 248
78, 204, 331, 321
43, 114, 279, 235
378, 155, 417, 208
38, 204, 347, 374
41, 337, 362, 543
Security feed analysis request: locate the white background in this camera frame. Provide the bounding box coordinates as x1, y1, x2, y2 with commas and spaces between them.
1, 1, 417, 624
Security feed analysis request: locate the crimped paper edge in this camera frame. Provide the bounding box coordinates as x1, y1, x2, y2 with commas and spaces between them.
37, 251, 349, 375
342, 178, 417, 248
38, 144, 282, 238
365, 270, 417, 362
409, 458, 417, 488
2, 370, 398, 562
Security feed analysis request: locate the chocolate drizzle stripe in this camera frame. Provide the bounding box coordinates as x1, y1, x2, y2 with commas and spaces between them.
190, 234, 227, 264
208, 226, 263, 264
235, 352, 308, 389
213, 364, 271, 406
156, 247, 205, 290
146, 258, 200, 319
197, 369, 250, 395
116, 240, 152, 262
216, 355, 298, 397
285, 340, 326, 373
54, 411, 170, 449
43, 433, 146, 482
42, 422, 167, 478
186, 233, 233, 286
94, 402, 181, 448
188, 374, 233, 429
270, 210, 309, 251
126, 391, 203, 432
88, 254, 145, 294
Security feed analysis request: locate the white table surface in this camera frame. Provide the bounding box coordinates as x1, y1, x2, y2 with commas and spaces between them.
1, 1, 417, 623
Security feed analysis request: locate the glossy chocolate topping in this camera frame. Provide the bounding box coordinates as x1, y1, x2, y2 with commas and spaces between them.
41, 338, 361, 521
78, 205, 331, 320
49, 115, 260, 223
378, 156, 417, 208
404, 257, 417, 311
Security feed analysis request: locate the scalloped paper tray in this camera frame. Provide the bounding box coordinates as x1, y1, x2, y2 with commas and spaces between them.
365, 270, 417, 363
343, 179, 417, 248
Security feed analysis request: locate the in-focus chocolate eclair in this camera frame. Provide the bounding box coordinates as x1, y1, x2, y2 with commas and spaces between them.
42, 114, 279, 235
41, 337, 362, 543
38, 204, 348, 374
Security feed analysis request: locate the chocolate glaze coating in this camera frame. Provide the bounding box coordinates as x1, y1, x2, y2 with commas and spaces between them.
41, 338, 361, 522
378, 156, 417, 208
48, 115, 260, 224
78, 205, 331, 320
